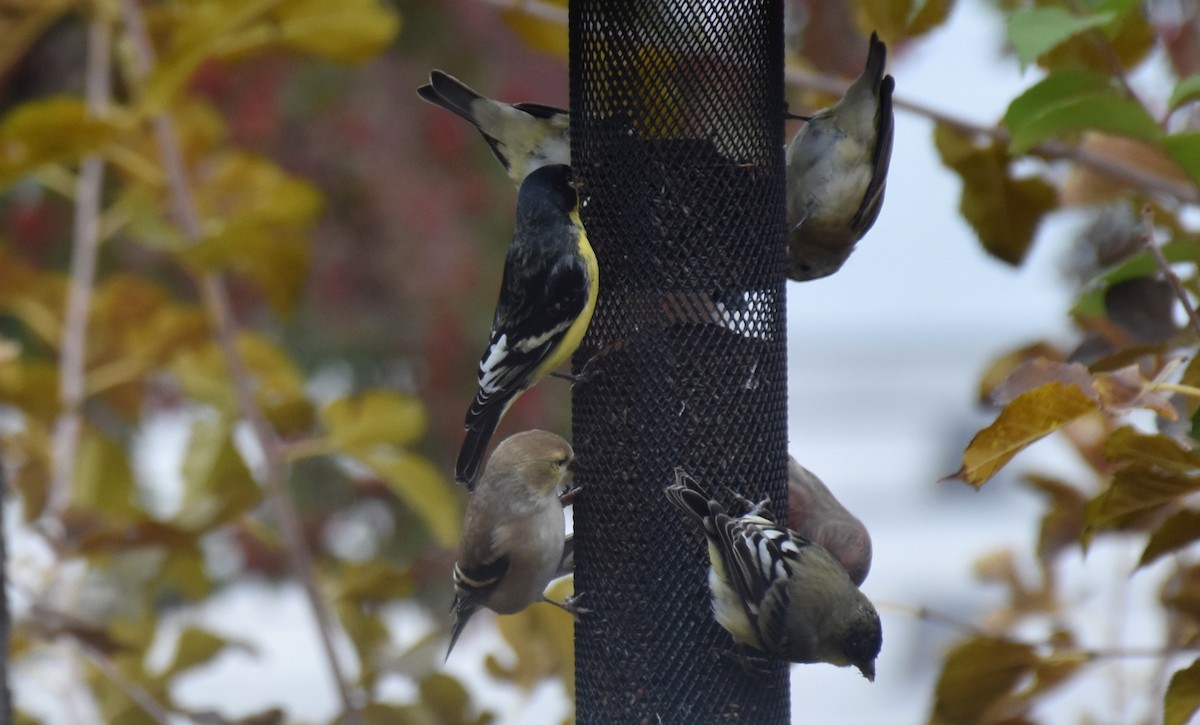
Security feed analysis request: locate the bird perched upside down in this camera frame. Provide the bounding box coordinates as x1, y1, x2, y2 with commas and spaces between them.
448, 430, 584, 658
786, 32, 895, 281
417, 70, 569, 186
455, 163, 597, 488
665, 471, 882, 680
786, 456, 873, 587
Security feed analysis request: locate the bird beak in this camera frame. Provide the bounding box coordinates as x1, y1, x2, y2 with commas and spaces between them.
858, 660, 876, 682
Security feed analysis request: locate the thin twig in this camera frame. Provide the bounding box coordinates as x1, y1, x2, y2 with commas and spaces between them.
74, 642, 174, 724
118, 1, 362, 719
1140, 204, 1200, 340
46, 9, 112, 526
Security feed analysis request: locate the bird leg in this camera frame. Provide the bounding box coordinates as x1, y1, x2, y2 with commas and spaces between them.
712, 643, 774, 676
729, 490, 773, 519
544, 592, 591, 621
558, 485, 583, 507
548, 352, 602, 388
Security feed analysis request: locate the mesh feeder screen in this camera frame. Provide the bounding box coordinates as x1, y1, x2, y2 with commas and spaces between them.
569, 1, 791, 722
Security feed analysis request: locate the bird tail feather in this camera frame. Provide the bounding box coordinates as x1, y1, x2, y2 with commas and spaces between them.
455, 408, 501, 489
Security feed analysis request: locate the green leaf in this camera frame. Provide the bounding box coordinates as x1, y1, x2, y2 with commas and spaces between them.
160, 627, 250, 681
933, 124, 1057, 265
359, 449, 460, 547
1004, 71, 1162, 154
1165, 658, 1200, 725
1139, 509, 1200, 569
176, 418, 261, 532
322, 390, 429, 454
0, 96, 117, 189
951, 382, 1099, 488
1007, 7, 1115, 68
1163, 132, 1200, 188
930, 637, 1038, 725
1169, 75, 1200, 112
73, 429, 140, 521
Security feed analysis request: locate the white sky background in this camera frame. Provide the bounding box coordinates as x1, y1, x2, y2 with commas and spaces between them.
11, 0, 1190, 723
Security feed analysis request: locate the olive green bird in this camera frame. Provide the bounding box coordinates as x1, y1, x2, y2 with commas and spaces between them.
417, 70, 570, 186
666, 472, 882, 680
786, 32, 895, 281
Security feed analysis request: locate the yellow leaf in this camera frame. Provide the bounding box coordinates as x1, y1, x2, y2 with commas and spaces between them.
138, 0, 287, 114
502, 5, 568, 59
0, 96, 116, 189
272, 0, 401, 63
953, 382, 1099, 488
72, 428, 140, 521
171, 332, 314, 434
359, 449, 460, 547
176, 418, 261, 532
322, 390, 429, 454
930, 637, 1037, 725
186, 153, 322, 317
1165, 658, 1200, 725
491, 577, 576, 696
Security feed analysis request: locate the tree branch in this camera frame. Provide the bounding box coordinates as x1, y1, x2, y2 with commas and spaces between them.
118, 1, 363, 720
1140, 204, 1200, 340
47, 7, 112, 527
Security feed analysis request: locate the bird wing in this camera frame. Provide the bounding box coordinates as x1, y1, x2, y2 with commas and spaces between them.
714, 513, 805, 659
513, 102, 568, 119
851, 75, 895, 234
453, 552, 511, 613
467, 248, 590, 420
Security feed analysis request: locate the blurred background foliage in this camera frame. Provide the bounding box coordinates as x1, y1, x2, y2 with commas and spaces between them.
1, 0, 1200, 723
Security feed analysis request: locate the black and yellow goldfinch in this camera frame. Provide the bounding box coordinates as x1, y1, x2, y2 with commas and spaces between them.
455, 164, 597, 488
417, 70, 570, 186
448, 430, 583, 658
786, 32, 895, 281
665, 472, 882, 680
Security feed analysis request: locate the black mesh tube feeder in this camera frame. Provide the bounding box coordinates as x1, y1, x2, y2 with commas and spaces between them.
569, 1, 791, 722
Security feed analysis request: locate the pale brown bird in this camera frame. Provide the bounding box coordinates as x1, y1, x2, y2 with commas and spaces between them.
786, 456, 872, 586
448, 430, 585, 658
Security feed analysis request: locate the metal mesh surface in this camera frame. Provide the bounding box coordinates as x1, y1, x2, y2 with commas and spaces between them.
570, 2, 790, 722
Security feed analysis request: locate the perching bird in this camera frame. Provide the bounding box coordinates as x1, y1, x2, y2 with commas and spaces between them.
455, 164, 597, 488
785, 32, 895, 281
786, 456, 873, 587
417, 70, 570, 186
665, 472, 882, 680
448, 430, 584, 658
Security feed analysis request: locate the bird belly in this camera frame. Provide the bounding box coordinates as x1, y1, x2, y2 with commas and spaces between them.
531, 223, 598, 380
707, 546, 762, 650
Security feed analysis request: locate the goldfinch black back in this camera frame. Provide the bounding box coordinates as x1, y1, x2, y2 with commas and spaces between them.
666, 472, 882, 680
417, 70, 570, 185
455, 165, 597, 488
